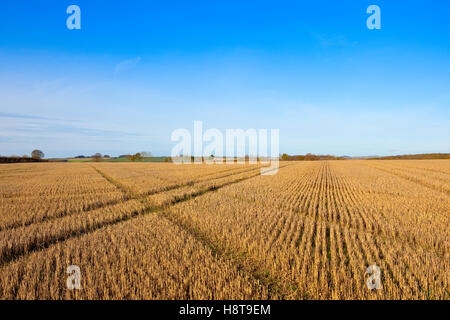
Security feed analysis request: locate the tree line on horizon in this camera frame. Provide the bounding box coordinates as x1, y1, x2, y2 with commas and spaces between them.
0, 150, 47, 163
280, 153, 348, 161
1, 151, 450, 163
367, 153, 450, 160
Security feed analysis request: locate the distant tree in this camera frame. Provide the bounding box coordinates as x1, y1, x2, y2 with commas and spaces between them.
305, 153, 319, 161
31, 149, 44, 159
75, 155, 86, 159
281, 153, 289, 161
130, 152, 142, 162
164, 157, 169, 163
141, 151, 152, 158
92, 153, 102, 162
103, 155, 110, 158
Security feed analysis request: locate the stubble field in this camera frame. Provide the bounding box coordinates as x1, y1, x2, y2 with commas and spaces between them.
0, 160, 448, 299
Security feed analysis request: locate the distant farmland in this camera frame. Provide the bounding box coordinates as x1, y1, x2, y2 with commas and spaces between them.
67, 156, 170, 162
0, 160, 448, 299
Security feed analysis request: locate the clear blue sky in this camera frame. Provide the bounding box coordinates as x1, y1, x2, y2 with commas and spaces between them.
1, 0, 449, 157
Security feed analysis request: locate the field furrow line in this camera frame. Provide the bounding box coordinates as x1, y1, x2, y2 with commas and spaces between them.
364, 164, 450, 196
330, 163, 412, 298
261, 164, 319, 252
1, 165, 268, 233
340, 162, 448, 260
0, 197, 126, 233
0, 164, 291, 269
154, 209, 296, 299
330, 162, 447, 298
371, 162, 450, 181
302, 162, 327, 296
325, 162, 402, 298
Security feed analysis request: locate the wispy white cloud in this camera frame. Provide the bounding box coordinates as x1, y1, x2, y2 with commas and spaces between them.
0, 113, 143, 140
0, 112, 58, 121
114, 57, 142, 74
310, 32, 357, 48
